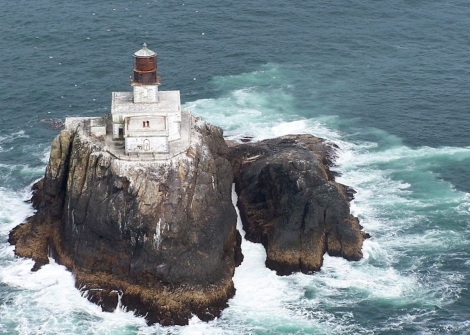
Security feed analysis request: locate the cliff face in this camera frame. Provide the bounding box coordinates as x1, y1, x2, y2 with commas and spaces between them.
227, 135, 368, 276
10, 116, 241, 325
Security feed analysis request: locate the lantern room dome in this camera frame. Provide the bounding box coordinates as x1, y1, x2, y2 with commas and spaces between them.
134, 43, 156, 57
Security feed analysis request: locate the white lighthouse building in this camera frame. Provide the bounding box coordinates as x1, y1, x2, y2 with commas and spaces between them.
111, 43, 183, 155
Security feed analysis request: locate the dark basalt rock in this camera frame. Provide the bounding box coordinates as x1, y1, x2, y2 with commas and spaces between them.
9, 116, 241, 326
226, 134, 368, 275
9, 119, 367, 325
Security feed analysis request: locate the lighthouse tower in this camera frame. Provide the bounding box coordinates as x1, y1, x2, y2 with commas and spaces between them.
131, 43, 160, 103
110, 43, 184, 157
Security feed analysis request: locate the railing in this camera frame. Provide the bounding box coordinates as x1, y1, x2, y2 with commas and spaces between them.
130, 75, 161, 85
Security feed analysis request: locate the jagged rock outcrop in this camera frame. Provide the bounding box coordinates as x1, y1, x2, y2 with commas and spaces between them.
9, 115, 241, 326
9, 114, 367, 325
226, 135, 368, 276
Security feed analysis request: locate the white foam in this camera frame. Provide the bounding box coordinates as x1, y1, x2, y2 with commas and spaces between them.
455, 192, 470, 215
0, 131, 28, 153
335, 139, 470, 168
323, 132, 468, 317
0, 187, 33, 236
0, 163, 46, 184
0, 130, 29, 144
0, 258, 148, 335
225, 187, 301, 323
183, 64, 344, 146
317, 254, 418, 301
185, 94, 341, 143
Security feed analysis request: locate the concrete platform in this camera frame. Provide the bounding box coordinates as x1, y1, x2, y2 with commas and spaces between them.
65, 110, 192, 162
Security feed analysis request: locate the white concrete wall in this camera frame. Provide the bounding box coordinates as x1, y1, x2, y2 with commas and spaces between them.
112, 113, 124, 123
125, 116, 168, 138
125, 136, 169, 154
90, 126, 106, 137
133, 85, 159, 103
112, 123, 124, 139
168, 121, 181, 141
111, 89, 183, 143
167, 113, 181, 141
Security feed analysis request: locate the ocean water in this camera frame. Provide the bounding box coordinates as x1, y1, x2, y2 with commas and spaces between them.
1, 1, 470, 334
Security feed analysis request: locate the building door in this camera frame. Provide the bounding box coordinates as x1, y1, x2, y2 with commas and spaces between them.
144, 139, 150, 151
118, 128, 124, 138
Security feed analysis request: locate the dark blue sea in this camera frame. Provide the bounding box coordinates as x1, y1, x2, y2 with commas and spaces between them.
1, 1, 470, 334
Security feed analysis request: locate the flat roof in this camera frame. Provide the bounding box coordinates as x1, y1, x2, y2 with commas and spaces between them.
111, 91, 181, 116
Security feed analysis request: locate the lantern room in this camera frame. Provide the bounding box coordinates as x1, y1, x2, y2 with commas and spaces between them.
132, 43, 159, 85
131, 43, 160, 103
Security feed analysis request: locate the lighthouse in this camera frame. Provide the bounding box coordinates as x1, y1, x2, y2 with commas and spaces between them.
110, 43, 183, 155
131, 43, 160, 103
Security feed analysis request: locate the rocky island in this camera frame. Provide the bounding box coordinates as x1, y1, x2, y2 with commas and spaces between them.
227, 135, 369, 276
9, 44, 368, 326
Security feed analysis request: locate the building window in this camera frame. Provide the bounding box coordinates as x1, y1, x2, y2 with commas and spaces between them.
146, 121, 150, 127
143, 121, 146, 128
